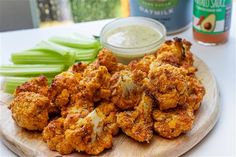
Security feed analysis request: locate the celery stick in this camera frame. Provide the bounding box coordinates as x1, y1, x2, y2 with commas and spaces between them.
73, 33, 98, 42
32, 41, 69, 56
1, 64, 65, 68
2, 77, 52, 94
3, 76, 52, 84
35, 41, 98, 55
81, 58, 96, 64
11, 50, 75, 65
33, 40, 99, 61
49, 36, 99, 48
72, 48, 98, 54
0, 64, 65, 77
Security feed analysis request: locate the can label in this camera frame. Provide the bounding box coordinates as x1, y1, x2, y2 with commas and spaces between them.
193, 0, 232, 34
129, 0, 193, 33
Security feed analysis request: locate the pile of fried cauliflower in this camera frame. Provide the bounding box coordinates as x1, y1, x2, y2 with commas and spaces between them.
10, 38, 205, 155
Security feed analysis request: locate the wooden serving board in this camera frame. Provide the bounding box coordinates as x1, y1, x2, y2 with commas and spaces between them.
0, 56, 220, 157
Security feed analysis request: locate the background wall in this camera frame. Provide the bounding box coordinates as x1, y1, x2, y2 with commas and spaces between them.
0, 0, 38, 32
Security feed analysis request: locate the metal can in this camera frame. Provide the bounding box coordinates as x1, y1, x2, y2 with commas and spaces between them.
129, 0, 193, 35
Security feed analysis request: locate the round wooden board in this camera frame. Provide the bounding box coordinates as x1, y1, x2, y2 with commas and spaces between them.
0, 56, 220, 157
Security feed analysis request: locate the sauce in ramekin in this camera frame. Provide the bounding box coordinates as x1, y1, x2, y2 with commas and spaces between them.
100, 17, 166, 64
105, 25, 162, 48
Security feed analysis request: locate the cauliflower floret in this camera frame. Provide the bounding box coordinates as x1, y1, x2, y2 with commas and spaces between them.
110, 70, 141, 110
42, 118, 74, 155
144, 64, 188, 110
67, 62, 87, 73
65, 101, 117, 155
96, 101, 119, 136
128, 55, 156, 87
48, 71, 82, 111
117, 93, 153, 142
10, 92, 49, 131
79, 64, 111, 102
187, 76, 205, 111
14, 75, 48, 97
129, 54, 156, 75
153, 106, 194, 139
155, 37, 196, 74
97, 48, 127, 74
63, 98, 94, 129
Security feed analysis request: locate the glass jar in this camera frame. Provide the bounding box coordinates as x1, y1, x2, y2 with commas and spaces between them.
193, 0, 232, 45
100, 17, 166, 64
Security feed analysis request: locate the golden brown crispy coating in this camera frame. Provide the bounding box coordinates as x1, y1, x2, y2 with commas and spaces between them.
48, 71, 82, 111
42, 117, 74, 155
10, 38, 206, 155
129, 54, 156, 75
153, 106, 194, 139
14, 76, 48, 97
187, 76, 205, 111
156, 37, 196, 74
10, 92, 49, 131
79, 63, 111, 102
128, 55, 156, 86
110, 70, 141, 110
97, 48, 127, 74
63, 98, 94, 129
97, 48, 118, 73
96, 101, 119, 136
65, 102, 117, 155
62, 98, 94, 116
117, 93, 153, 142
144, 64, 188, 110
67, 62, 87, 73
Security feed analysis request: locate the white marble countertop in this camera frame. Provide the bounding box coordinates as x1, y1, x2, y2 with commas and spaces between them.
0, 5, 235, 157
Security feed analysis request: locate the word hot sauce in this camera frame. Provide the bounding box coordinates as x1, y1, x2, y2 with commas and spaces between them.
193, 0, 232, 45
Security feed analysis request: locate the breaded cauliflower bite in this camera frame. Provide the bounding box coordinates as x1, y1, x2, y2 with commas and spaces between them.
144, 64, 188, 110
155, 37, 196, 74
129, 54, 156, 75
110, 70, 141, 110
65, 101, 117, 155
42, 117, 74, 155
63, 98, 94, 129
48, 71, 82, 111
97, 48, 127, 74
152, 106, 194, 139
10, 92, 49, 131
79, 63, 111, 102
117, 93, 153, 142
14, 75, 48, 96
187, 76, 205, 111
67, 62, 87, 73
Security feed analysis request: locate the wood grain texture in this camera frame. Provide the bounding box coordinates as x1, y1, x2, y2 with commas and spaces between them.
0, 56, 220, 157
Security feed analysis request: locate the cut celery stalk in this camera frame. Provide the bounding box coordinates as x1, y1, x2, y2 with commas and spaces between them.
32, 41, 69, 56
2, 77, 52, 94
49, 35, 99, 48
11, 50, 75, 65
73, 33, 98, 42
73, 48, 98, 54
75, 49, 99, 61
0, 64, 65, 76
30, 41, 98, 62
35, 41, 98, 56
81, 58, 96, 64
1, 64, 65, 68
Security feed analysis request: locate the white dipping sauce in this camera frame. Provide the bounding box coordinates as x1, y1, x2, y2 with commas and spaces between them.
105, 25, 162, 48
